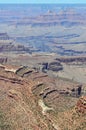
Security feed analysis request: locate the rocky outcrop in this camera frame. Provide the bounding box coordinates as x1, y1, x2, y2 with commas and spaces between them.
58, 84, 83, 97
42, 62, 48, 72
0, 43, 31, 53
0, 64, 23, 73
0, 64, 57, 130
56, 57, 86, 63
48, 61, 63, 71
0, 64, 86, 130
41, 61, 63, 72
16, 66, 34, 77
75, 96, 86, 114
0, 33, 32, 53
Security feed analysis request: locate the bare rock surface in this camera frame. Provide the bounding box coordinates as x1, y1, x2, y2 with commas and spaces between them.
0, 64, 86, 130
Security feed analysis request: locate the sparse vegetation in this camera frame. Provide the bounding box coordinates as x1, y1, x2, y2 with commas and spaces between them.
0, 3, 86, 130
0, 111, 11, 130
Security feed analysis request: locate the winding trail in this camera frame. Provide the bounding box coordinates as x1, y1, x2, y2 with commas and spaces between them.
38, 99, 54, 114
38, 99, 61, 130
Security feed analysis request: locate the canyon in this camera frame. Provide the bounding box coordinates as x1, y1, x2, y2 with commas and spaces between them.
0, 4, 86, 130
0, 63, 86, 130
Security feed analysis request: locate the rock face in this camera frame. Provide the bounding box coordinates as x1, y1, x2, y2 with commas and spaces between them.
0, 33, 31, 53
0, 66, 55, 130
0, 41, 31, 53
41, 61, 63, 72
0, 64, 86, 130
48, 61, 63, 71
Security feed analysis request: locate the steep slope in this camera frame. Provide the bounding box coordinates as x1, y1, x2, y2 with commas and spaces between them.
0, 64, 86, 130
0, 66, 55, 130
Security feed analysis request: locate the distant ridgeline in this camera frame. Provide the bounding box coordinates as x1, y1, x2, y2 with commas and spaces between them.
0, 33, 10, 40
0, 32, 31, 53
